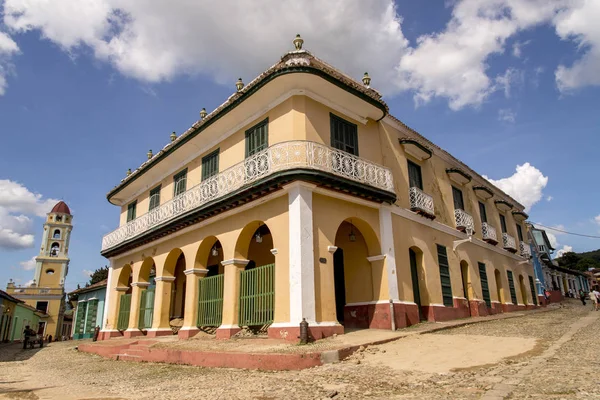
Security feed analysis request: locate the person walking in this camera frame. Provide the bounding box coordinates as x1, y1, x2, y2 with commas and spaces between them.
594, 289, 600, 311
22, 325, 36, 349
589, 290, 599, 311
579, 289, 587, 306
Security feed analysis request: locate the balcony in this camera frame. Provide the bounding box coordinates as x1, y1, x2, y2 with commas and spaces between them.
454, 209, 475, 234
481, 222, 498, 245
520, 242, 531, 258
102, 141, 395, 252
409, 187, 435, 219
502, 233, 517, 253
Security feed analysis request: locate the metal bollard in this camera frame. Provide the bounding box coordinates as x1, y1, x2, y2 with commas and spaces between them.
299, 318, 309, 344
93, 326, 100, 342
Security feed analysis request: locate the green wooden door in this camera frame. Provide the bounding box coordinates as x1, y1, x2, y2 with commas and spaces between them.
197, 274, 224, 327
117, 294, 131, 331
436, 245, 454, 307
239, 263, 275, 326
507, 271, 518, 304
478, 262, 491, 308
74, 303, 86, 335
138, 288, 155, 329
409, 249, 425, 321
84, 300, 98, 334
528, 276, 538, 306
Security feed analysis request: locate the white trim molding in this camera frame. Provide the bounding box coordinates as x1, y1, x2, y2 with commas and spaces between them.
154, 276, 176, 282
327, 246, 338, 253
221, 259, 250, 266
131, 282, 150, 288
115, 286, 129, 292
366, 255, 386, 263
184, 268, 209, 276
270, 248, 278, 255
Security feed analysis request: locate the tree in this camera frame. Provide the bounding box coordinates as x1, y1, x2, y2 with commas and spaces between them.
88, 266, 109, 285
575, 257, 600, 272
556, 252, 581, 269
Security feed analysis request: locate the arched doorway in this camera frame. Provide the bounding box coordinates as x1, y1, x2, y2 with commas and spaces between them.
195, 236, 225, 328
494, 269, 504, 308
460, 260, 471, 315
116, 264, 133, 332
137, 257, 156, 330
333, 219, 379, 329
409, 247, 426, 321
235, 221, 275, 328
165, 250, 186, 320
519, 275, 528, 305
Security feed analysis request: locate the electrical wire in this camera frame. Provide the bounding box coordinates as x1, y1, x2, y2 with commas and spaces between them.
531, 222, 600, 239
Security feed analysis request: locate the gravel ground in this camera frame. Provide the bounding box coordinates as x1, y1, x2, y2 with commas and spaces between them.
0, 300, 596, 400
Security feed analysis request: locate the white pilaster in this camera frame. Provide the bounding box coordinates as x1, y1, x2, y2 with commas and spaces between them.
288, 182, 316, 324
101, 261, 114, 330
379, 206, 400, 300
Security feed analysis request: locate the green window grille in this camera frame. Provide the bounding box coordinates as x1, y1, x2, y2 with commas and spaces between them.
407, 160, 423, 190
197, 274, 224, 327
330, 113, 358, 156
149, 185, 161, 211
202, 149, 220, 181
239, 263, 275, 326
173, 169, 187, 197
436, 245, 454, 307
478, 262, 491, 308
452, 186, 464, 210
74, 303, 86, 335
127, 201, 137, 222
138, 288, 155, 329
84, 300, 98, 333
500, 214, 507, 233
117, 294, 131, 331
507, 271, 518, 304
479, 201, 487, 223
245, 119, 268, 157
528, 275, 538, 306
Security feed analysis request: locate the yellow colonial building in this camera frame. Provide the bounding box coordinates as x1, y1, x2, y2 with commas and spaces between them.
6, 201, 72, 339
99, 36, 537, 341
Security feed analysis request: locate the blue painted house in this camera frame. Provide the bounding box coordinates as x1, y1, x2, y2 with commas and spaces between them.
70, 279, 107, 339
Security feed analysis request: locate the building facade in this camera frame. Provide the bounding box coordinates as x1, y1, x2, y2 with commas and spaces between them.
99, 36, 539, 341
6, 201, 73, 339
70, 280, 107, 339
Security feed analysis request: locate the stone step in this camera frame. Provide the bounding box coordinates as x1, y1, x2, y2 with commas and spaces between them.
116, 354, 142, 362
123, 349, 146, 356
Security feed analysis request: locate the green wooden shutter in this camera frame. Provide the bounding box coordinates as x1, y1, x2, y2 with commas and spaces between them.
330, 114, 358, 156
507, 271, 517, 304
84, 300, 98, 334
149, 185, 161, 211
127, 201, 137, 222
173, 169, 187, 196
478, 262, 491, 307
245, 119, 269, 157
202, 149, 220, 181
500, 214, 507, 233
74, 303, 86, 335
452, 187, 464, 210
436, 244, 454, 307
478, 202, 487, 223
407, 160, 423, 190
528, 276, 538, 305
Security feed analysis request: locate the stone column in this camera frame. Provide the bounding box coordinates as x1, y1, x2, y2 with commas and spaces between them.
148, 276, 175, 337
99, 264, 115, 339
216, 259, 248, 339
179, 268, 209, 339
124, 282, 149, 338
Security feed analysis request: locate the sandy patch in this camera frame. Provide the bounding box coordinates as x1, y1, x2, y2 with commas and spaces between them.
359, 333, 537, 374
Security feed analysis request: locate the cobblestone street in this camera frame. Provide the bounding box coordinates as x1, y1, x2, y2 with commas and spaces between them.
1, 300, 597, 400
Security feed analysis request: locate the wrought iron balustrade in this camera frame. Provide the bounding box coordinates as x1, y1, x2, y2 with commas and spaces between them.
502, 233, 517, 252
482, 222, 498, 244
102, 141, 395, 251
454, 209, 475, 234
519, 241, 531, 258
409, 186, 435, 218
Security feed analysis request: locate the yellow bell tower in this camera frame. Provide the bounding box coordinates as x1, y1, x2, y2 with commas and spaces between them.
6, 201, 73, 339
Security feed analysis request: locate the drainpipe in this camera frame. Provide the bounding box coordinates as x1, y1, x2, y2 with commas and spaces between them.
389, 299, 396, 331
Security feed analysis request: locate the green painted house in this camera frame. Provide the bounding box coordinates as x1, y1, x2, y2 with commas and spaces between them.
70, 279, 107, 339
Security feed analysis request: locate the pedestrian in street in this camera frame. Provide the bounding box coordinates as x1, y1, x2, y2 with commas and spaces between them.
579, 289, 587, 306
22, 325, 36, 349
589, 290, 599, 311
594, 288, 600, 311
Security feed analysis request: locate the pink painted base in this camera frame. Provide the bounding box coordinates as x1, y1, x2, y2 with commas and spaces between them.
489, 302, 503, 315
99, 330, 123, 341
123, 330, 145, 339
549, 290, 563, 303
501, 303, 520, 313
267, 325, 344, 341
178, 328, 201, 339
468, 300, 490, 317
146, 329, 173, 338
215, 327, 241, 339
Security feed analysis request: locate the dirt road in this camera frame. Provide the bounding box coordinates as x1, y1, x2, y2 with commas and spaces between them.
1, 300, 597, 400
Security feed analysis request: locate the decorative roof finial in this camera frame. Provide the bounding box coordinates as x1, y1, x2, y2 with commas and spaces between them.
362, 72, 371, 88
200, 108, 207, 119
293, 34, 304, 51
127, 168, 132, 176
236, 78, 244, 92
170, 131, 177, 142
147, 149, 153, 160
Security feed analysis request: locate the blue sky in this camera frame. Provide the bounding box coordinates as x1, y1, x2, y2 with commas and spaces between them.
1, 0, 599, 290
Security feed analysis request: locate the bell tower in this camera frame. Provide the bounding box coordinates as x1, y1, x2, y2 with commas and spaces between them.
34, 201, 73, 288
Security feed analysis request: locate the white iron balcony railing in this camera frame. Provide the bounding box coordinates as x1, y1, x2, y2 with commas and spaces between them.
409, 187, 435, 218
454, 209, 475, 234
502, 233, 517, 252
102, 140, 395, 251
519, 241, 531, 258
481, 222, 498, 244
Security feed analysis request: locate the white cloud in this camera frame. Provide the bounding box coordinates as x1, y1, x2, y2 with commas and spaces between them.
0, 31, 19, 95
0, 179, 59, 250
484, 163, 549, 211
556, 245, 573, 258
554, 0, 600, 92
498, 108, 516, 123
594, 214, 600, 225
82, 269, 94, 277
495, 68, 524, 98
19, 256, 37, 271
512, 39, 531, 58
547, 195, 553, 202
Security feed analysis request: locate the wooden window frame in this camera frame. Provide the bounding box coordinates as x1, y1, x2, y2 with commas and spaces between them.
478, 262, 491, 308
500, 214, 508, 233
516, 224, 524, 242
407, 160, 423, 190
173, 168, 188, 197
478, 201, 488, 224
452, 186, 465, 211
436, 244, 454, 307
148, 185, 161, 211
126, 200, 137, 222
330, 113, 359, 156
202, 149, 220, 181
245, 119, 269, 158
